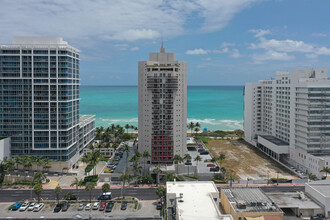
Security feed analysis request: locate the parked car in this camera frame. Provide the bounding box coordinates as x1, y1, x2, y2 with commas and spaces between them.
12, 202, 23, 211
27, 203, 36, 211
85, 203, 91, 211
105, 202, 114, 212
197, 146, 204, 149
210, 166, 220, 172
99, 202, 106, 211
121, 201, 127, 210
19, 201, 30, 211
65, 194, 77, 200
207, 164, 216, 167
98, 192, 112, 200
62, 202, 70, 212
198, 148, 205, 152
92, 202, 99, 210
185, 161, 192, 165
200, 151, 209, 155
77, 203, 84, 211
33, 203, 44, 212
54, 203, 62, 213
156, 202, 162, 210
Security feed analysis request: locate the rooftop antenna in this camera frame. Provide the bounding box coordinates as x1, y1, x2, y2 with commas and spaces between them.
160, 33, 165, 53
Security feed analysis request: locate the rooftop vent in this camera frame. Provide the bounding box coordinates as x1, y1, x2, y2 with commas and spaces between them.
237, 200, 246, 209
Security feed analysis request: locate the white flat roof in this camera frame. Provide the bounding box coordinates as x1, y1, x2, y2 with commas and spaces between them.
13, 36, 68, 45
167, 181, 226, 220
307, 179, 330, 197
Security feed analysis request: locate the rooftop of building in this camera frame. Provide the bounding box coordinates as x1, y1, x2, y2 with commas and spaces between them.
259, 135, 289, 146
167, 181, 232, 220
306, 179, 330, 197
266, 192, 321, 209
222, 187, 282, 213
79, 115, 95, 127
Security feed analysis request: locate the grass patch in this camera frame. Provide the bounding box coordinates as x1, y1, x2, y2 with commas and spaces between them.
100, 157, 109, 162
183, 175, 198, 179
197, 136, 212, 146
212, 178, 228, 184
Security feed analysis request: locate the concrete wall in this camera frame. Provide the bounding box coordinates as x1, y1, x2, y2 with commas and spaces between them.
0, 137, 11, 161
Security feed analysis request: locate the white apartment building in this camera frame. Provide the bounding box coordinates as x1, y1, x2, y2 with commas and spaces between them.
138, 44, 187, 164
0, 37, 95, 170
244, 68, 330, 178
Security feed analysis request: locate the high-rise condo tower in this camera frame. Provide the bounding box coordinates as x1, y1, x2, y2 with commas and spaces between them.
138, 43, 187, 164
0, 37, 95, 170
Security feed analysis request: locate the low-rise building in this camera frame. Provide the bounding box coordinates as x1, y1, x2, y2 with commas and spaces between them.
305, 179, 330, 218
166, 181, 233, 220
221, 187, 283, 220
0, 137, 11, 161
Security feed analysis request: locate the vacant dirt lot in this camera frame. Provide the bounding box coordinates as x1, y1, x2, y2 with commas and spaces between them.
207, 139, 297, 180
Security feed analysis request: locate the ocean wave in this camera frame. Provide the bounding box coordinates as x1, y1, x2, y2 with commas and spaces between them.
187, 118, 243, 129
99, 117, 138, 124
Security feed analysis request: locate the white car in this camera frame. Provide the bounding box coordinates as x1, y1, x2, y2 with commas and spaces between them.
92, 202, 99, 210
19, 202, 30, 211
27, 203, 36, 211
33, 203, 44, 212
85, 203, 91, 210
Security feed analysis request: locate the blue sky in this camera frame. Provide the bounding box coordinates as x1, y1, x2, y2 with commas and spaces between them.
1, 0, 330, 85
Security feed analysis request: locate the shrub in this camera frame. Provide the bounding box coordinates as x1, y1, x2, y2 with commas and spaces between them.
46, 179, 50, 183
83, 175, 98, 184
212, 178, 228, 183
85, 164, 94, 173
100, 158, 109, 162
183, 175, 198, 179
175, 175, 186, 181
8, 204, 14, 210
134, 201, 138, 209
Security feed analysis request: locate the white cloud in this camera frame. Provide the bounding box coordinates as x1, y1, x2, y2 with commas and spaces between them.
252, 50, 295, 63
312, 33, 328, 37
106, 29, 161, 42
0, 0, 263, 46
186, 48, 209, 55
221, 42, 236, 47
249, 29, 271, 38
316, 47, 330, 55
306, 54, 318, 59
250, 38, 315, 53
130, 46, 140, 51
230, 49, 241, 58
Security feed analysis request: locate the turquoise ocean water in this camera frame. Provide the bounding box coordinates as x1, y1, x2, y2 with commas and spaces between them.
80, 86, 244, 131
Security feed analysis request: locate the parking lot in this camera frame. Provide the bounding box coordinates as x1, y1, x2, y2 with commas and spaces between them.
0, 200, 159, 219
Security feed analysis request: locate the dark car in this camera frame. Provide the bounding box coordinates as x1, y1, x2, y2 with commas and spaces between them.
185, 161, 192, 165
61, 202, 70, 212
54, 203, 62, 213
121, 201, 127, 210
105, 202, 114, 212
156, 202, 162, 210
210, 166, 220, 172
66, 195, 77, 200
200, 151, 209, 155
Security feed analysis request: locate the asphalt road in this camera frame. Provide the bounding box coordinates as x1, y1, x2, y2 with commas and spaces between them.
0, 188, 157, 203
0, 185, 304, 203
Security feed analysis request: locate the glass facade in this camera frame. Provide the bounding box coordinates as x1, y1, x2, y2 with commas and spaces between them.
0, 41, 94, 162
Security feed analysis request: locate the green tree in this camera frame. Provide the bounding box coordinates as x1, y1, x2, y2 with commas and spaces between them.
308, 173, 317, 182
226, 169, 236, 187
195, 122, 201, 129
194, 155, 202, 176
173, 155, 182, 174
122, 144, 131, 172
156, 185, 166, 199
33, 183, 43, 203
85, 182, 96, 203
153, 166, 162, 186
33, 171, 46, 185
102, 183, 111, 193
71, 177, 81, 200
165, 172, 176, 181
125, 124, 130, 133
194, 127, 200, 137
321, 166, 330, 179
184, 154, 192, 176
54, 185, 62, 204
14, 157, 22, 170
187, 122, 195, 136
142, 150, 151, 175
119, 171, 132, 199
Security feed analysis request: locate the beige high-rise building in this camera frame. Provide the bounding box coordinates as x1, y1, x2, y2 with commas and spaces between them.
138, 43, 187, 164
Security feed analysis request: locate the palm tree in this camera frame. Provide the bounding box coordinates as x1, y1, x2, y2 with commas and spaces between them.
187, 122, 195, 136
122, 144, 131, 172
156, 185, 166, 216
165, 172, 176, 181
71, 177, 81, 200
226, 169, 236, 187
33, 183, 43, 203
42, 157, 51, 172
195, 122, 201, 129
173, 155, 182, 174
125, 124, 130, 133
33, 171, 46, 184
85, 182, 96, 203
133, 164, 142, 185
184, 154, 192, 176
119, 171, 132, 199
14, 157, 22, 171
54, 185, 62, 204
194, 127, 200, 137
102, 183, 110, 193
246, 178, 251, 187
153, 166, 162, 186
308, 173, 317, 182
194, 155, 202, 176
142, 150, 151, 175
320, 166, 330, 179
276, 170, 281, 185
